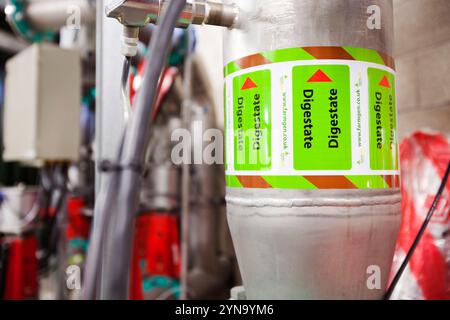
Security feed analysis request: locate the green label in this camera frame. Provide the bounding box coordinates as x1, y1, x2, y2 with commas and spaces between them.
368, 68, 398, 170
225, 47, 400, 191
292, 65, 352, 170
224, 84, 227, 170
233, 70, 272, 170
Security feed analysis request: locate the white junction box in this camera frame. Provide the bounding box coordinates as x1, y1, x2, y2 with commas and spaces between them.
3, 43, 81, 163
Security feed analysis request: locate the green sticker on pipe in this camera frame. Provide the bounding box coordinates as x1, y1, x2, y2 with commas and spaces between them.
224, 46, 400, 190
233, 70, 272, 171
292, 65, 352, 170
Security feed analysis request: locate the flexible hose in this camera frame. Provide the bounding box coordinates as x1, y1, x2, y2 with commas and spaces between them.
81, 131, 126, 299
100, 0, 187, 299
121, 56, 132, 123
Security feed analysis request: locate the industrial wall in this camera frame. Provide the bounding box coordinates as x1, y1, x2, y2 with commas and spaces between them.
394, 0, 450, 138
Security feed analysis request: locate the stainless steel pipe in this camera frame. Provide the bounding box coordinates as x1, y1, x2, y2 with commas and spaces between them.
223, 0, 401, 300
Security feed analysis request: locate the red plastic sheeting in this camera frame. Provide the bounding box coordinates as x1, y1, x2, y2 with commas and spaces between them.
391, 131, 450, 300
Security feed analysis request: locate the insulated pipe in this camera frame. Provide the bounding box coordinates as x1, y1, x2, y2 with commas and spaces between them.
189, 103, 220, 275
24, 0, 96, 31
223, 0, 401, 299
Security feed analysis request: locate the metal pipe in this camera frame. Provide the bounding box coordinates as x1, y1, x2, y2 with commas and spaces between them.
100, 0, 187, 300
106, 0, 239, 28
82, 0, 125, 300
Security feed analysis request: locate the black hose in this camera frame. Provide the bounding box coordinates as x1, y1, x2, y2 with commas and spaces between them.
99, 0, 187, 300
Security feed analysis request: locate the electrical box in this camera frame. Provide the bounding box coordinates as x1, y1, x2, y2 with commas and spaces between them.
3, 43, 81, 164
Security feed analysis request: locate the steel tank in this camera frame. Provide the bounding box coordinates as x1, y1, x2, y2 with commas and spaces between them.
223, 0, 401, 299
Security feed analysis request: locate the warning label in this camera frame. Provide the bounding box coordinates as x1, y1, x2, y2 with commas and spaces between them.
292, 65, 352, 170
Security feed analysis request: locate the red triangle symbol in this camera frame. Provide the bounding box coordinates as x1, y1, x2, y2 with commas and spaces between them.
241, 77, 257, 90
307, 69, 333, 83
379, 75, 391, 88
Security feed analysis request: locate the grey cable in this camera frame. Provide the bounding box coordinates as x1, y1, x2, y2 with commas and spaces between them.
100, 0, 187, 299
81, 132, 126, 300
121, 56, 132, 123
82, 58, 130, 300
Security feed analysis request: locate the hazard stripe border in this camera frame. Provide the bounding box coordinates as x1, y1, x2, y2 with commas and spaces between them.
226, 175, 401, 189
224, 46, 395, 77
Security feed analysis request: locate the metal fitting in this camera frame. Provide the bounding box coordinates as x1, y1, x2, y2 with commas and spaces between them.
204, 1, 239, 28
106, 0, 239, 29
121, 26, 140, 57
